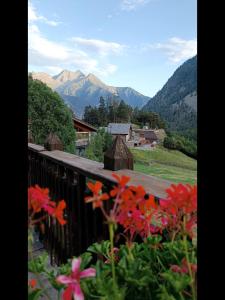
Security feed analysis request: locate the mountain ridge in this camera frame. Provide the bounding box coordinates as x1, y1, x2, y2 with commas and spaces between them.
143, 55, 197, 138
31, 70, 151, 117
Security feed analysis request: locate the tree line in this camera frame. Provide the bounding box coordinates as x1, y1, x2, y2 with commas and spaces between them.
83, 96, 166, 129
163, 132, 197, 159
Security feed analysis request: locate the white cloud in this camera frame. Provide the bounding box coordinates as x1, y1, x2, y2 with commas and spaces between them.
28, 1, 120, 77
28, 1, 61, 26
71, 37, 125, 56
44, 66, 64, 75
97, 64, 118, 77
28, 25, 99, 72
121, 0, 150, 11
149, 37, 197, 63
28, 25, 119, 76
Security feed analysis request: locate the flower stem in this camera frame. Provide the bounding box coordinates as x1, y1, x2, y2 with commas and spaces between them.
183, 216, 196, 300
127, 243, 134, 261
57, 290, 61, 300
108, 222, 116, 285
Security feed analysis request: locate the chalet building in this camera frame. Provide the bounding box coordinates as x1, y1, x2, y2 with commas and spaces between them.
144, 131, 158, 143
107, 123, 132, 142
73, 117, 97, 156
72, 117, 97, 133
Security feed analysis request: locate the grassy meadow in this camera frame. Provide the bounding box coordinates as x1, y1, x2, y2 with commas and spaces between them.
131, 146, 197, 185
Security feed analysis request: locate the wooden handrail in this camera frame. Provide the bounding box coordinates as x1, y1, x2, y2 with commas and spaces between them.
28, 142, 172, 265
28, 143, 171, 199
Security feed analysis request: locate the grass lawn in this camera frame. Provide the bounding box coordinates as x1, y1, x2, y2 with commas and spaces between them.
131, 146, 197, 185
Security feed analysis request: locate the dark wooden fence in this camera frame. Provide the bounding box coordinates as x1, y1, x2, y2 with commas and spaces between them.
28, 143, 171, 265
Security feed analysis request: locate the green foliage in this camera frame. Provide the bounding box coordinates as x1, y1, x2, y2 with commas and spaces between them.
28, 77, 76, 153
143, 56, 197, 139
83, 105, 101, 127
131, 110, 166, 129
28, 289, 43, 300
117, 100, 133, 123
83, 96, 165, 129
164, 133, 197, 159
77, 236, 196, 300
28, 251, 49, 273
85, 128, 113, 162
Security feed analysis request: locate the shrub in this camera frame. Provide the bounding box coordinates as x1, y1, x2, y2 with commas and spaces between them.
28, 76, 76, 153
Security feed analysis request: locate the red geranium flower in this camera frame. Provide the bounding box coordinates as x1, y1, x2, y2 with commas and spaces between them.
85, 181, 109, 209
53, 200, 67, 225
28, 278, 37, 289
28, 185, 56, 214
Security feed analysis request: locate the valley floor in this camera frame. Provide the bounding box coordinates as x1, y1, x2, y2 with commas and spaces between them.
131, 146, 197, 185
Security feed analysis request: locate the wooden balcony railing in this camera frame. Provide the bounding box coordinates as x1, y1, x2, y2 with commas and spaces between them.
28, 142, 172, 266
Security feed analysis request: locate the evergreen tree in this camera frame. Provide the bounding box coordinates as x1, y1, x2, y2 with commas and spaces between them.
116, 100, 133, 123
98, 97, 108, 126
83, 106, 100, 126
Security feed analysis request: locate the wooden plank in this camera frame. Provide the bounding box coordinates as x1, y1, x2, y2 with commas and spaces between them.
28, 143, 45, 152
38, 150, 171, 198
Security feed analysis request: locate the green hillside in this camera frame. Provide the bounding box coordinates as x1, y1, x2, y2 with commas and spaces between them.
131, 146, 197, 185
143, 55, 197, 139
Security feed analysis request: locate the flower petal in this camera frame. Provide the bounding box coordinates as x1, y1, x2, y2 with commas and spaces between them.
62, 285, 74, 300
95, 181, 103, 193
72, 257, 81, 274
57, 275, 74, 285
73, 284, 84, 300
80, 268, 96, 278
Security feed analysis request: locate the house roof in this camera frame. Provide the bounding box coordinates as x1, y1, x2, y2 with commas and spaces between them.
107, 123, 132, 135
144, 131, 158, 140
72, 117, 97, 132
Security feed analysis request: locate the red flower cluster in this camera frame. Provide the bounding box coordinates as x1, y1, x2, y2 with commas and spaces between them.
86, 174, 159, 239
160, 184, 197, 215
116, 185, 158, 239
86, 174, 197, 241
28, 185, 67, 225
159, 184, 197, 238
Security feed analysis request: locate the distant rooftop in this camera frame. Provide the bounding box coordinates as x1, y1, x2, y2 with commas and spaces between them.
108, 123, 132, 135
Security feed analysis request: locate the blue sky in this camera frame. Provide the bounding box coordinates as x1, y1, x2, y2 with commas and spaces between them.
28, 0, 197, 97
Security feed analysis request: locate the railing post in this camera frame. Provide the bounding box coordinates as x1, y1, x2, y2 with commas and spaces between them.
44, 132, 64, 151
28, 130, 34, 143
104, 135, 134, 170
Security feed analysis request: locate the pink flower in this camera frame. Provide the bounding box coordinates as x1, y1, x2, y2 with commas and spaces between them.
57, 257, 96, 300
170, 258, 197, 274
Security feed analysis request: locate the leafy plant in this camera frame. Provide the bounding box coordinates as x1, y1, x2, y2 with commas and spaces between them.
28, 176, 197, 300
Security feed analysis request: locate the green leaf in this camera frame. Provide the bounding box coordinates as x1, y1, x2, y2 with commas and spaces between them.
80, 252, 93, 269
28, 289, 43, 300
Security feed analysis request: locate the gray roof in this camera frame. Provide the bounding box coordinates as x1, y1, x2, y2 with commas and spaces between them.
144, 131, 158, 140
108, 123, 132, 135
